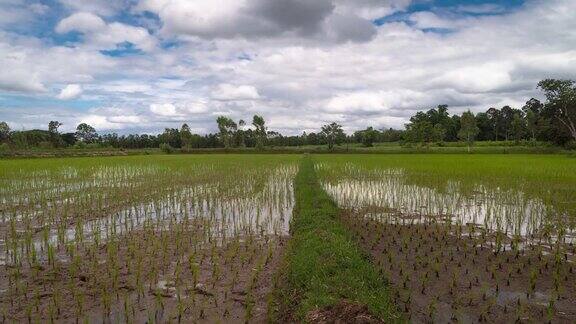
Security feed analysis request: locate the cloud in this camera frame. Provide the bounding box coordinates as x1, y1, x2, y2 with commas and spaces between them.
58, 84, 83, 100
456, 4, 506, 15
409, 11, 456, 30
212, 84, 260, 101
2, 0, 576, 135
56, 12, 156, 51
58, 0, 129, 17
29, 3, 50, 15
335, 0, 413, 20
150, 103, 180, 117
0, 68, 46, 93
79, 114, 138, 130
56, 12, 106, 33
138, 0, 378, 43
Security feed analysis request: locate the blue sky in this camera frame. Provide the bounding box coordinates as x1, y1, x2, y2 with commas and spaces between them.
0, 0, 574, 135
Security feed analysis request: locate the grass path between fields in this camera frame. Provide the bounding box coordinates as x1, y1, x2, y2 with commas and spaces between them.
271, 155, 400, 322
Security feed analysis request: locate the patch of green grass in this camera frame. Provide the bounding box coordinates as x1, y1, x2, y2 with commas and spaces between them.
273, 156, 400, 322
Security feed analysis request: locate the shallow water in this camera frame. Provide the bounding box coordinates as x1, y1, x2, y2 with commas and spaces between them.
318, 163, 575, 245
0, 164, 297, 265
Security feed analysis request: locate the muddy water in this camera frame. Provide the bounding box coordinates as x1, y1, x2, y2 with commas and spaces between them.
0, 165, 297, 265
318, 163, 575, 245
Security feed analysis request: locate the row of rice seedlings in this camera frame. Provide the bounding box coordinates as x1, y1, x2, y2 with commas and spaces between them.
316, 159, 575, 322
0, 156, 297, 322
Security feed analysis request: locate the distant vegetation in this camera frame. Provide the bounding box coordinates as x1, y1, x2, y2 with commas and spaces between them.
1, 79, 575, 153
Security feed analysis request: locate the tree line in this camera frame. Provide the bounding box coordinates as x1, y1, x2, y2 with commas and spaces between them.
1, 79, 574, 151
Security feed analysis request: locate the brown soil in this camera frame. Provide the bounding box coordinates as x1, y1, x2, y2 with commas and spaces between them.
341, 210, 576, 323
0, 229, 287, 323
306, 300, 384, 324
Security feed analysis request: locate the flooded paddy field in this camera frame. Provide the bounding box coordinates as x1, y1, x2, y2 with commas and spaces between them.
1, 153, 575, 323
316, 154, 576, 323
0, 154, 298, 323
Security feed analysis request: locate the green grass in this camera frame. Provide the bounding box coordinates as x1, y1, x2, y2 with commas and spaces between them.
273, 156, 400, 322
1, 140, 570, 159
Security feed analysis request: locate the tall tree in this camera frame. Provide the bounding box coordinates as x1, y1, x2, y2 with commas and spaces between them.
252, 115, 267, 149
180, 123, 193, 148
522, 98, 545, 141
538, 79, 576, 141
48, 121, 63, 147
0, 121, 10, 143
320, 122, 345, 150
357, 127, 379, 147
48, 121, 62, 134
511, 113, 525, 144
75, 123, 97, 143
216, 116, 237, 148
475, 112, 492, 141
500, 106, 519, 141
235, 119, 246, 147
525, 110, 538, 141
486, 107, 502, 141
159, 128, 181, 148
405, 121, 444, 145
458, 111, 480, 152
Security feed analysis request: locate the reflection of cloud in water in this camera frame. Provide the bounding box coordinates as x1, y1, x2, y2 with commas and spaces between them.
0, 165, 297, 266
318, 163, 573, 242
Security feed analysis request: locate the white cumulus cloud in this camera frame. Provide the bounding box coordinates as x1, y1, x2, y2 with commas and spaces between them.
212, 84, 260, 101
58, 84, 83, 100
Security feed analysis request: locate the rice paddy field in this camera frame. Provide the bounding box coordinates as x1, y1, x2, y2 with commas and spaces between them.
316, 154, 576, 323
0, 155, 298, 323
1, 153, 575, 323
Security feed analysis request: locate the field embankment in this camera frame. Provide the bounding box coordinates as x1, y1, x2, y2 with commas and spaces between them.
1, 141, 571, 159
272, 156, 400, 323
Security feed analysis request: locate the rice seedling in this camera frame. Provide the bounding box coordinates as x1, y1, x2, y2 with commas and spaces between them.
316, 154, 576, 322
0, 154, 298, 322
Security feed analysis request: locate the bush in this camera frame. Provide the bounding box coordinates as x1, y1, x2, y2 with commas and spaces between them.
160, 143, 174, 154
0, 143, 9, 152
73, 141, 87, 149
38, 141, 53, 149
565, 141, 576, 151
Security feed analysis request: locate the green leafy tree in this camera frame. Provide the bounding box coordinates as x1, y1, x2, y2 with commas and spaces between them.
538, 79, 576, 141
432, 124, 446, 143
180, 123, 193, 148
458, 111, 480, 152
511, 113, 526, 144
500, 106, 523, 141
75, 123, 97, 143
405, 121, 443, 145
217, 116, 237, 148
48, 121, 63, 147
159, 128, 181, 148
321, 122, 345, 150
0, 121, 10, 143
486, 107, 502, 141
475, 112, 493, 141
358, 127, 379, 147
252, 115, 266, 149
237, 119, 246, 147
48, 121, 62, 134
525, 110, 538, 141
522, 98, 545, 141
380, 128, 404, 142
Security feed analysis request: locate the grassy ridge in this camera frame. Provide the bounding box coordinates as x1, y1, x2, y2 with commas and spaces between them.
273, 156, 399, 322
1, 142, 570, 159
